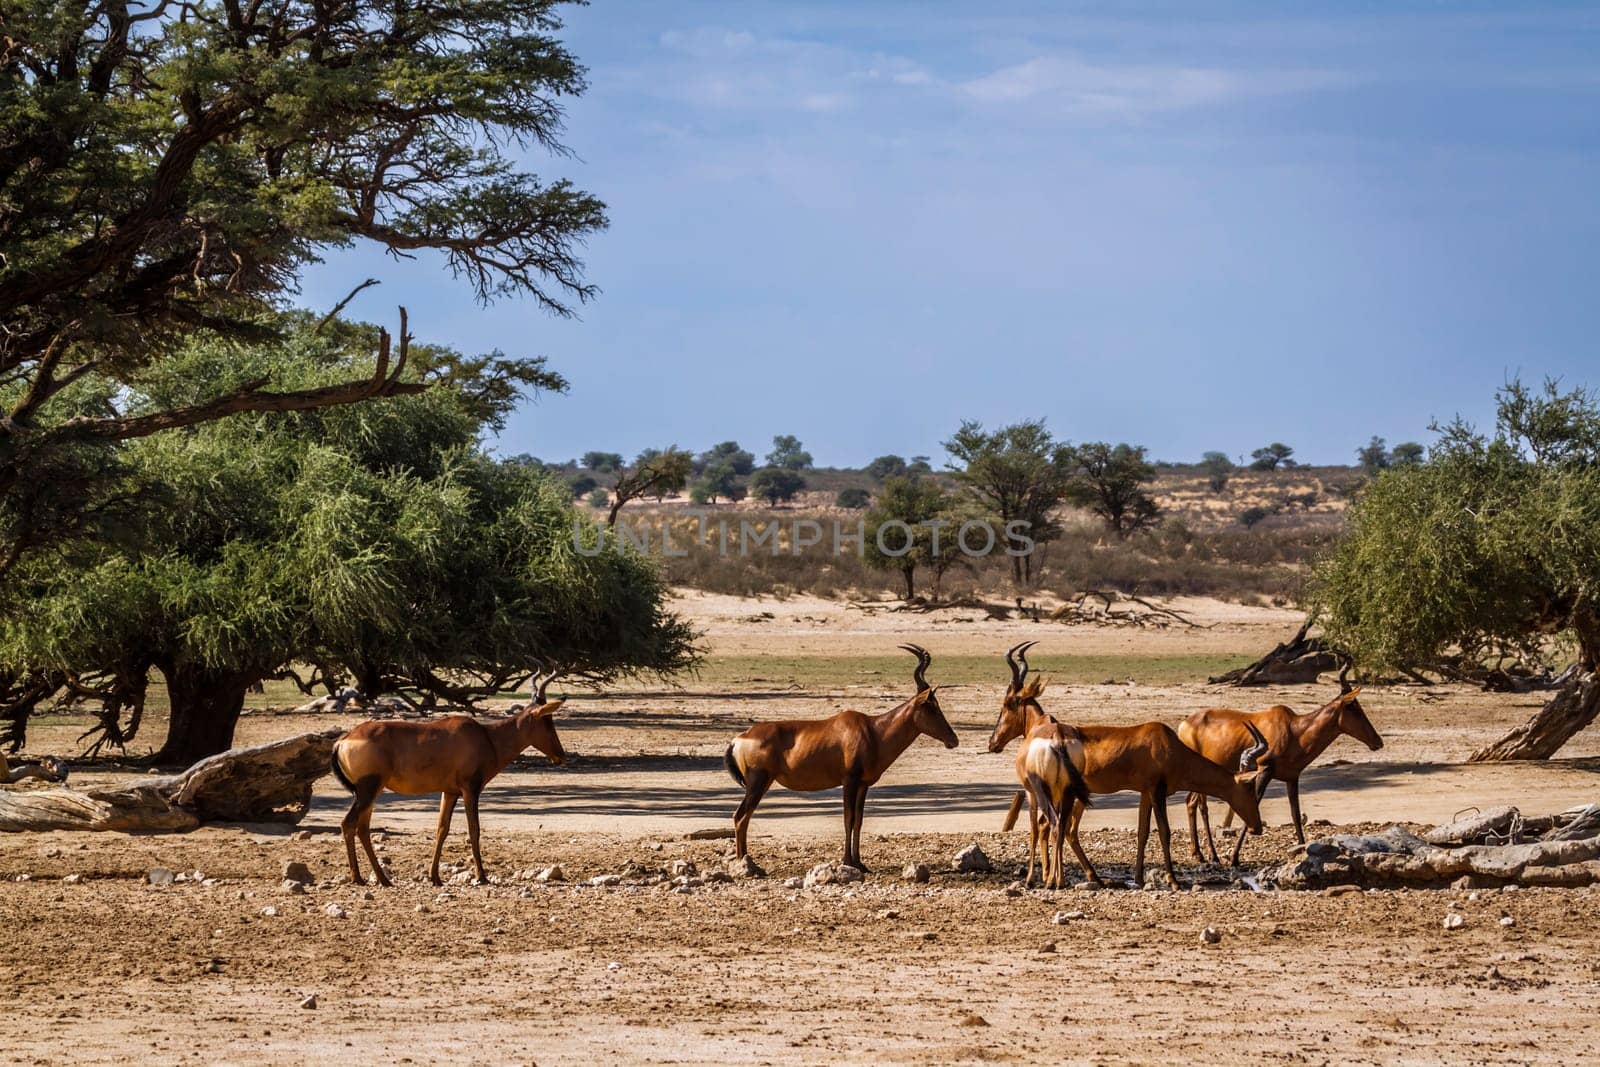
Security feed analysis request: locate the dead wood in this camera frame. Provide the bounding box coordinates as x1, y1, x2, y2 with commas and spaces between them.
1210, 620, 1340, 686
0, 728, 343, 833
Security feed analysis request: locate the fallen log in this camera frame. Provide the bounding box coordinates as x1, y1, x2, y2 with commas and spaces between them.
0, 728, 343, 833
1210, 620, 1340, 686
1262, 803, 1600, 889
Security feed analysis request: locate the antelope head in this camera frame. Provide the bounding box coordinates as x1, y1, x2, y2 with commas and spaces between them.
521, 664, 567, 766
987, 640, 1043, 753
1233, 722, 1275, 830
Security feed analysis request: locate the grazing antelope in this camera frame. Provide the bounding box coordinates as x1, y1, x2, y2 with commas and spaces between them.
330, 669, 567, 887
724, 644, 958, 874
989, 642, 1273, 887
1179, 674, 1382, 863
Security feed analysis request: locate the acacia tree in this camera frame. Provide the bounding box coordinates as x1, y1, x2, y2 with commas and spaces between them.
1315, 380, 1600, 761
606, 447, 692, 525
864, 476, 951, 600
1201, 451, 1233, 493
944, 419, 1071, 584
764, 435, 813, 471
1063, 442, 1161, 539
1, 0, 603, 568
750, 467, 806, 505
0, 328, 696, 763
1251, 443, 1295, 471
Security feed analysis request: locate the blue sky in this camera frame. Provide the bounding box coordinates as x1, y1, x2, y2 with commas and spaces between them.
298, 1, 1600, 467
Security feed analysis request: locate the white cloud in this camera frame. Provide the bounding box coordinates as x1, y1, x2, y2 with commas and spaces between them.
960, 56, 1347, 116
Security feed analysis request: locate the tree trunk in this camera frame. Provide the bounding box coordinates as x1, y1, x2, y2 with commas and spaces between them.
1468, 670, 1600, 761
152, 663, 255, 765
902, 563, 916, 601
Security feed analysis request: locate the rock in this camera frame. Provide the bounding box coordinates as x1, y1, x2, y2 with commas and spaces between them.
1039, 941, 1058, 953
299, 994, 318, 1010
292, 830, 313, 841
1073, 880, 1102, 892
953, 844, 991, 873
323, 903, 347, 919
670, 859, 698, 878
281, 879, 307, 895
1500, 915, 1516, 927
147, 867, 175, 885
281, 861, 314, 885
414, 904, 430, 913
1444, 912, 1465, 930
61, 873, 83, 885
260, 906, 279, 917
902, 863, 930, 884
956, 1013, 989, 1027
1004, 881, 1024, 897
726, 855, 765, 879
535, 865, 565, 883
1200, 926, 1222, 944
685, 827, 735, 840
876, 908, 900, 920
202, 959, 222, 974
783, 877, 803, 889
1322, 884, 1362, 897
1052, 911, 1085, 924
588, 874, 623, 888
803, 862, 863, 889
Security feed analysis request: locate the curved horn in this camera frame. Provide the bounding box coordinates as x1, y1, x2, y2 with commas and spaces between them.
1239, 722, 1270, 772
898, 644, 931, 691
531, 659, 559, 705
1005, 640, 1037, 689
1336, 652, 1354, 693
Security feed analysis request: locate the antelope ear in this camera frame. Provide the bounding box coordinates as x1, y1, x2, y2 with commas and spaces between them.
1020, 675, 1047, 699
1346, 686, 1363, 698
539, 699, 567, 715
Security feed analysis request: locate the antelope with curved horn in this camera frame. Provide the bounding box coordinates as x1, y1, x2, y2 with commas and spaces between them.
989, 642, 1274, 887
724, 644, 958, 874
330, 666, 568, 886
1179, 660, 1382, 862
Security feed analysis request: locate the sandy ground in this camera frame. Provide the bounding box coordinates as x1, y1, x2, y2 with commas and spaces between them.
5, 592, 1600, 1064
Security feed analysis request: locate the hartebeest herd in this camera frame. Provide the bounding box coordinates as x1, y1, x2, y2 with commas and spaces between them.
331, 641, 1383, 888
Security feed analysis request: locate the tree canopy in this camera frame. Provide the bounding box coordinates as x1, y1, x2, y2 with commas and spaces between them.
943, 419, 1071, 584
0, 326, 697, 762
1, 0, 602, 563
764, 435, 813, 471
1314, 380, 1600, 759
1062, 442, 1161, 539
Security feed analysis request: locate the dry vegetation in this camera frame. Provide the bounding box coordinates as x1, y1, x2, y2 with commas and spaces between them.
587, 466, 1351, 604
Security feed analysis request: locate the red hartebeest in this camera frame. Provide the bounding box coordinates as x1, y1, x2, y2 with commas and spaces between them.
1179, 677, 1382, 862
724, 644, 958, 874
330, 669, 567, 886
989, 642, 1272, 887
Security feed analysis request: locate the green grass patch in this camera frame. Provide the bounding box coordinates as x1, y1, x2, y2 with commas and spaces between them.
684, 653, 1251, 690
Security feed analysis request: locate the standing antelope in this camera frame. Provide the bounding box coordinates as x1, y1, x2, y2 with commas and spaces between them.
1013, 710, 1093, 889
330, 669, 567, 887
989, 642, 1273, 887
1179, 676, 1382, 863
724, 644, 958, 874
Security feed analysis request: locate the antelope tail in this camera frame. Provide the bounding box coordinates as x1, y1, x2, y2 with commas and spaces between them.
329, 743, 357, 794
1051, 743, 1093, 812
723, 743, 746, 788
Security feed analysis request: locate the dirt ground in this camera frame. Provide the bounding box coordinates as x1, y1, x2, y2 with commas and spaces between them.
5, 593, 1600, 1065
